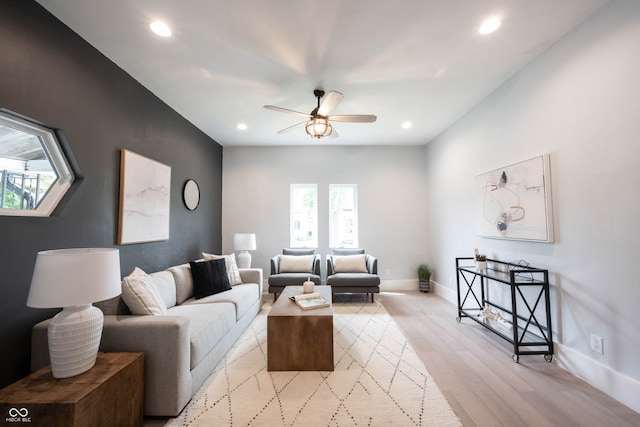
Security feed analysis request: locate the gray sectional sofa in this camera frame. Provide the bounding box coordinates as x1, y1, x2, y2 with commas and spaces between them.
31, 262, 263, 417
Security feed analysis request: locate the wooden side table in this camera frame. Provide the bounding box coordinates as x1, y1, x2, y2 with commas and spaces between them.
0, 352, 144, 427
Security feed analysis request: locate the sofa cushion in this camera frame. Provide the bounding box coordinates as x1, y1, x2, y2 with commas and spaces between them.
268, 273, 321, 287
279, 254, 314, 273
167, 303, 236, 369
148, 270, 177, 309
333, 254, 368, 273
327, 273, 381, 287
167, 263, 194, 304
190, 259, 231, 299
121, 267, 167, 315
202, 252, 242, 285
182, 283, 259, 320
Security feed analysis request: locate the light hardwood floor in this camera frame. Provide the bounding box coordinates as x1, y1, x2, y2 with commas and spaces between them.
378, 291, 640, 427
145, 291, 639, 426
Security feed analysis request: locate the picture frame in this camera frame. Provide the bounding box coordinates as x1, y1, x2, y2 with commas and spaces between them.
474, 154, 554, 242
118, 149, 171, 244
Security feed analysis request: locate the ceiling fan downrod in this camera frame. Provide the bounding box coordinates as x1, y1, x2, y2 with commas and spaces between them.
305, 89, 332, 138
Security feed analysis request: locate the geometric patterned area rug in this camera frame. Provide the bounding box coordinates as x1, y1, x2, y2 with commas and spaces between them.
165, 299, 461, 426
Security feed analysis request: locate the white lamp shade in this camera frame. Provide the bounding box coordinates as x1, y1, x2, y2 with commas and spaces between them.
233, 233, 256, 251
27, 248, 121, 308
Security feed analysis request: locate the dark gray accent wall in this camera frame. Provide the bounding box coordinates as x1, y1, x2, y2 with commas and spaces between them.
0, 1, 222, 387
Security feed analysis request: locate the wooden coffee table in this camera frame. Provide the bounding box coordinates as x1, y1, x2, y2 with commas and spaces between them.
267, 285, 334, 371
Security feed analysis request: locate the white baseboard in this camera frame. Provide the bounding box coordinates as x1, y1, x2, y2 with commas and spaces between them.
555, 342, 640, 413
430, 280, 640, 413
379, 279, 460, 298
380, 279, 420, 292
432, 280, 457, 304
263, 280, 420, 294
264, 279, 421, 293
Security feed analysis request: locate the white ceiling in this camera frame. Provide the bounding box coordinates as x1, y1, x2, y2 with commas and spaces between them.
36, 0, 609, 146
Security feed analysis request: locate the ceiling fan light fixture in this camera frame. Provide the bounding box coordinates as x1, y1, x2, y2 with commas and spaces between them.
305, 117, 332, 138
266, 89, 373, 138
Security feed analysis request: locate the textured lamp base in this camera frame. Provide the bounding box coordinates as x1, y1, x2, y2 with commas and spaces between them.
48, 305, 103, 378
237, 250, 252, 268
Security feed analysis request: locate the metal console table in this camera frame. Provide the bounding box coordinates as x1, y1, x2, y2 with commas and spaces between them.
456, 257, 553, 363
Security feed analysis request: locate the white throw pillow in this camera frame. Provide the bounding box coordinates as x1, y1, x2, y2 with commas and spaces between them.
166, 263, 194, 305
121, 267, 167, 315
333, 254, 368, 273
279, 254, 314, 273
202, 252, 242, 285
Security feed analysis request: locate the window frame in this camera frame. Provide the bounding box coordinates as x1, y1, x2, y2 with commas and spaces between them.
290, 183, 318, 248
329, 183, 358, 249
0, 110, 75, 217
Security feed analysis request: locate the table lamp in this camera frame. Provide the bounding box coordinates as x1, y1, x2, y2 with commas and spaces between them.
27, 248, 121, 378
233, 233, 256, 268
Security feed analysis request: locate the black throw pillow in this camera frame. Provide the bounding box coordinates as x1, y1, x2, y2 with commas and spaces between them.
189, 259, 232, 299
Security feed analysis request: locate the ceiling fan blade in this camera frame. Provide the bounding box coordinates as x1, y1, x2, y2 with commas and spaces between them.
264, 105, 311, 119
329, 126, 339, 139
276, 120, 307, 134
317, 91, 343, 116
327, 114, 377, 123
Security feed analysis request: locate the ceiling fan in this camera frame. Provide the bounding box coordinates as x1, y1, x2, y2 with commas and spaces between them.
264, 89, 377, 139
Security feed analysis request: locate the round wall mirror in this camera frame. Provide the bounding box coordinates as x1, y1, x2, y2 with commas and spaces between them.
183, 179, 199, 210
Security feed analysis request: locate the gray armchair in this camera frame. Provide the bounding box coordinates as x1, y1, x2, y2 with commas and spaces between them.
268, 248, 322, 300
326, 248, 380, 302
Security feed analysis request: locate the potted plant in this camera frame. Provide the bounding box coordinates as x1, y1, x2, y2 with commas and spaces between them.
417, 264, 432, 292
475, 254, 487, 271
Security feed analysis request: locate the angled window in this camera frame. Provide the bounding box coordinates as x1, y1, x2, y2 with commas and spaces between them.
329, 184, 358, 248
290, 184, 318, 248
0, 111, 74, 217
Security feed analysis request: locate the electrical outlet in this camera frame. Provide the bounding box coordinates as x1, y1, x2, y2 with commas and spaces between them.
385, 268, 391, 276
590, 334, 604, 355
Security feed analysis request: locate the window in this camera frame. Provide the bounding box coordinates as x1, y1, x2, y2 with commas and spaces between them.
290, 183, 359, 249
0, 110, 75, 217
329, 184, 358, 248
290, 184, 318, 248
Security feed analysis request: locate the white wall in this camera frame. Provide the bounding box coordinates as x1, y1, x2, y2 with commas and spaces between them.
425, 0, 640, 412
222, 145, 429, 289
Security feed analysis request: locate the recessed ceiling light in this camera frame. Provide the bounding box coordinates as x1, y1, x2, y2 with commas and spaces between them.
401, 121, 413, 129
236, 123, 248, 131
479, 18, 501, 35
150, 21, 172, 37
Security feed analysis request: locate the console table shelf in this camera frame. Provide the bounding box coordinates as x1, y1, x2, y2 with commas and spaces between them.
455, 257, 553, 363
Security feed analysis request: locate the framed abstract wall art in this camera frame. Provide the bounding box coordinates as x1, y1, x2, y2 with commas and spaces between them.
474, 154, 554, 242
118, 149, 171, 244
